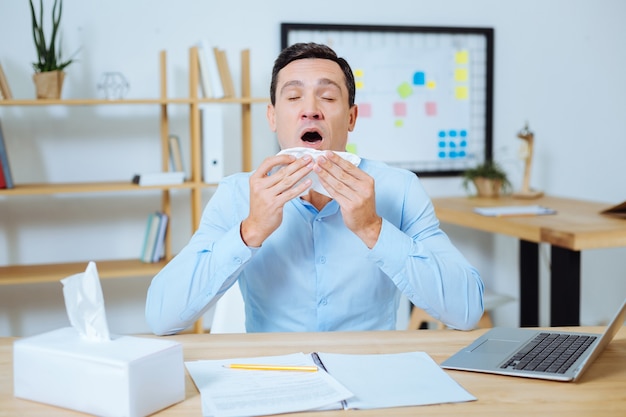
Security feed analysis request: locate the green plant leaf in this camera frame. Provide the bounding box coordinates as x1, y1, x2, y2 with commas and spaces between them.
29, 0, 77, 73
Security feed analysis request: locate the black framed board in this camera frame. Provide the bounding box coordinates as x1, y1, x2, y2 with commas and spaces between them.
281, 23, 494, 177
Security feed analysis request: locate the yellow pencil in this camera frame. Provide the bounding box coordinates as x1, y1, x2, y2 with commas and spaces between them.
225, 363, 318, 372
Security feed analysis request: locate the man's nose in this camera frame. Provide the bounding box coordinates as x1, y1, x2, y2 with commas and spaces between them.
301, 110, 321, 120
300, 95, 322, 119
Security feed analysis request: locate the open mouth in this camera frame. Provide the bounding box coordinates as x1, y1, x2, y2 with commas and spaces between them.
301, 131, 323, 143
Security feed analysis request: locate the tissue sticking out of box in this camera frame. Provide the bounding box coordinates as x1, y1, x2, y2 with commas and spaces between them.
61, 261, 111, 342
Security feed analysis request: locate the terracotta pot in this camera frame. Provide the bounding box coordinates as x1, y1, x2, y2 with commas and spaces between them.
473, 177, 502, 198
33, 71, 65, 99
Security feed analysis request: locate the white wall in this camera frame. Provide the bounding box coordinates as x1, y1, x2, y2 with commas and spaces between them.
1, 0, 625, 336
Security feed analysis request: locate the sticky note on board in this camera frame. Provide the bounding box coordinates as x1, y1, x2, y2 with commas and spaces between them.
455, 68, 468, 82
413, 72, 426, 85
394, 102, 407, 117
455, 50, 469, 64
397, 82, 413, 99
425, 102, 437, 116
359, 103, 372, 118
455, 86, 469, 100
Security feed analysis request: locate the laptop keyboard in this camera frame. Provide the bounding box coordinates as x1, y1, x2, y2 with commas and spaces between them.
500, 332, 597, 374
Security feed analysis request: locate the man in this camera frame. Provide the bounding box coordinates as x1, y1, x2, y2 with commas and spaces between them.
145, 42, 484, 335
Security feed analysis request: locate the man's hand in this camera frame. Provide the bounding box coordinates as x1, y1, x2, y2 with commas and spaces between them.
314, 151, 382, 248
240, 154, 313, 247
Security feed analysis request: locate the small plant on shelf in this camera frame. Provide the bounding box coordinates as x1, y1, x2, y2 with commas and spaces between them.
461, 160, 512, 198
29, 0, 78, 98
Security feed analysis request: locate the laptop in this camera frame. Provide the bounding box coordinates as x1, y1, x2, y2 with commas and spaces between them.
441, 297, 626, 381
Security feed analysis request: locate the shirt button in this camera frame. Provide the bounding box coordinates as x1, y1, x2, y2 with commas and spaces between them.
234, 257, 242, 265
319, 256, 326, 264
319, 297, 328, 306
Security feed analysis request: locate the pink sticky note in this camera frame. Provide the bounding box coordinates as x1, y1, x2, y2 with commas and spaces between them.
425, 102, 437, 116
359, 102, 372, 118
394, 102, 407, 117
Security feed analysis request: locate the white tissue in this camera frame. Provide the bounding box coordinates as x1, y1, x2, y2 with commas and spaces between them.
61, 261, 111, 342
271, 147, 361, 197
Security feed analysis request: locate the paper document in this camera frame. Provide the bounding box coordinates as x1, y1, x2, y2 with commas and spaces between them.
185, 352, 351, 417
186, 351, 475, 417
317, 351, 475, 409
474, 205, 556, 217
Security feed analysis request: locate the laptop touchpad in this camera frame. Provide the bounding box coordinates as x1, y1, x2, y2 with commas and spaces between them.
472, 339, 519, 354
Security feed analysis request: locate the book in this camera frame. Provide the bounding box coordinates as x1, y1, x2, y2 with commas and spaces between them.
168, 134, 185, 175
601, 201, 626, 219
140, 212, 161, 263
0, 119, 13, 188
152, 212, 169, 263
200, 106, 224, 183
213, 48, 235, 98
196, 45, 213, 98
132, 171, 184, 186
185, 351, 475, 416
473, 205, 556, 217
198, 40, 224, 99
0, 63, 12, 100
0, 157, 6, 188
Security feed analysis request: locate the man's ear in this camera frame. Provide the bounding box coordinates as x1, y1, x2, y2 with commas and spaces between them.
266, 103, 277, 132
348, 104, 358, 132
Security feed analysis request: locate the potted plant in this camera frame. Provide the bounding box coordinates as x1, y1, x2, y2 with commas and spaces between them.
29, 0, 76, 99
461, 160, 512, 198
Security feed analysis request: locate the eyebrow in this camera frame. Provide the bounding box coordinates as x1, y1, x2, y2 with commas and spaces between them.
279, 78, 343, 96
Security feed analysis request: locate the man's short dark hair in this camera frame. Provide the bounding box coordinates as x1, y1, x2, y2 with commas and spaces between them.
270, 42, 356, 107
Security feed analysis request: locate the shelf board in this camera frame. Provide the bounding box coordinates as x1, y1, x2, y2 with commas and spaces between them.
0, 259, 169, 285
0, 181, 218, 196
0, 97, 268, 106
197, 97, 268, 104
0, 98, 191, 106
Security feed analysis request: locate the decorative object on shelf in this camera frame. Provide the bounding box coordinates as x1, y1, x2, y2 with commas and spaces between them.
97, 72, 129, 100
513, 122, 543, 199
462, 160, 511, 198
29, 0, 78, 99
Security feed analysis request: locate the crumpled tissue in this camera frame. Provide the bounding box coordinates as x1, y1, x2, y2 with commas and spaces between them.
270, 147, 361, 197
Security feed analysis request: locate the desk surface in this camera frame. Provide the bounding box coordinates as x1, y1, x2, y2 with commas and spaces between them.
2, 327, 625, 416
432, 195, 626, 250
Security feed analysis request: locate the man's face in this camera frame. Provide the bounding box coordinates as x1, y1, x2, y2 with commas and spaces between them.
267, 58, 358, 152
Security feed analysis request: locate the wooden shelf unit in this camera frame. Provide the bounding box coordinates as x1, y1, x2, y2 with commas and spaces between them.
0, 47, 267, 290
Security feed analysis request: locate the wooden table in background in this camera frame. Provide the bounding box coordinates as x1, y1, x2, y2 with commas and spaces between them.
432, 195, 626, 326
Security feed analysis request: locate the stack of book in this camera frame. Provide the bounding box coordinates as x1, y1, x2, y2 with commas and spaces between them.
196, 40, 237, 99
0, 119, 14, 189
140, 211, 169, 263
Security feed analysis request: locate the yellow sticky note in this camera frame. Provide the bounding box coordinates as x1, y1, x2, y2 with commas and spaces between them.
454, 68, 468, 82
355, 80, 364, 90
395, 119, 404, 128
455, 86, 469, 100
455, 50, 469, 64
354, 69, 364, 78
345, 143, 358, 154
426, 80, 436, 89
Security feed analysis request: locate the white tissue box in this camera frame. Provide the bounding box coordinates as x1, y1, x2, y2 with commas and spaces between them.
14, 327, 185, 417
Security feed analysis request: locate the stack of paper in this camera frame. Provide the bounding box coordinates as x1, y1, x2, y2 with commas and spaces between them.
186, 351, 475, 417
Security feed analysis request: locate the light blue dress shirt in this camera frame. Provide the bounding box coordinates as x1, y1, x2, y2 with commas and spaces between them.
145, 158, 484, 335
